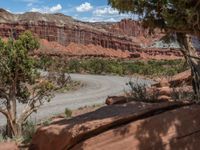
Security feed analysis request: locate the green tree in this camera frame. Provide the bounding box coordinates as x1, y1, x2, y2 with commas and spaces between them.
108, 0, 200, 101
0, 31, 54, 137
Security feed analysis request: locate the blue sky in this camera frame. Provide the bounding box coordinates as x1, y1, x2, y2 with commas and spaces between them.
0, 0, 135, 22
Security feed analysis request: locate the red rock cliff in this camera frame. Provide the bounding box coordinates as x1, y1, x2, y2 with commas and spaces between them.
0, 9, 182, 58
0, 9, 142, 51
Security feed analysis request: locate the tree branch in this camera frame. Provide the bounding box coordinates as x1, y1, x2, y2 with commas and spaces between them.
18, 101, 43, 124
18, 105, 41, 124
18, 90, 52, 124
186, 54, 200, 60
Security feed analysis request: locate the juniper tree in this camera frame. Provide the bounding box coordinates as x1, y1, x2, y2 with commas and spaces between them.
109, 0, 200, 101
0, 31, 54, 137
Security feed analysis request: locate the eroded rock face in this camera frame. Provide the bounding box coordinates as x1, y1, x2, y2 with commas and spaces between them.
0, 9, 183, 59
0, 10, 139, 51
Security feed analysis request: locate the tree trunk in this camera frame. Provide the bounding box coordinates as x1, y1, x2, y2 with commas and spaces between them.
14, 122, 22, 137
177, 33, 200, 102
6, 120, 13, 138
6, 94, 23, 137
6, 118, 22, 137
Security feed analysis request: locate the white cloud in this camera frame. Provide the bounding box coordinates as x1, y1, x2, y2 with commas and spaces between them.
84, 17, 117, 22
30, 4, 62, 13
75, 6, 134, 22
76, 2, 93, 12
30, 8, 41, 12
5, 9, 12, 13
49, 4, 62, 12
93, 6, 119, 16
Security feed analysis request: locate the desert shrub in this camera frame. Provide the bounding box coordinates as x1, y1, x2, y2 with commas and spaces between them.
68, 59, 82, 73
171, 88, 194, 101
39, 119, 52, 127
122, 60, 185, 76
86, 59, 106, 74
0, 126, 7, 142
65, 108, 72, 118
22, 121, 36, 143
98, 60, 122, 75
37, 55, 54, 70
37, 57, 187, 77
127, 80, 159, 102
47, 71, 71, 89
0, 120, 37, 144
0, 134, 5, 142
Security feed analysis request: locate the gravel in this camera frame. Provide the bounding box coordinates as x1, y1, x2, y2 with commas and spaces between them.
0, 74, 153, 125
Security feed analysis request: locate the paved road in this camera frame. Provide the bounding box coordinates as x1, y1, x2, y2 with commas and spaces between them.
0, 74, 153, 125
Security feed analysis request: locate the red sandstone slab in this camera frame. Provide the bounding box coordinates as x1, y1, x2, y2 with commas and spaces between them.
30, 101, 190, 150
72, 105, 200, 150
0, 142, 18, 150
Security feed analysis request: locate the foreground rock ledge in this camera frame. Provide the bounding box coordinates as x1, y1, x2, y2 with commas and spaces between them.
29, 101, 191, 150
0, 142, 19, 150
73, 105, 200, 150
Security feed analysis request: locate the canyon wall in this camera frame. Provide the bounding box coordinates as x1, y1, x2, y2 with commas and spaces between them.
0, 9, 141, 51
0, 22, 141, 51
0, 9, 183, 58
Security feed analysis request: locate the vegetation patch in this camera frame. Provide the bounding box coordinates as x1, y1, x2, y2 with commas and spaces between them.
37, 56, 187, 77
56, 80, 83, 93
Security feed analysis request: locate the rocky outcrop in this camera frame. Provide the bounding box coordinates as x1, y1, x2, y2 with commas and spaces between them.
169, 69, 191, 87
72, 105, 200, 150
147, 70, 192, 102
30, 101, 190, 150
153, 69, 191, 88
105, 96, 132, 105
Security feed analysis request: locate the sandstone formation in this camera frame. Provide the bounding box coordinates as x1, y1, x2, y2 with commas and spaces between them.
0, 142, 19, 150
148, 70, 192, 101
30, 101, 190, 150
72, 105, 200, 150
0, 9, 183, 59
105, 96, 131, 105
169, 69, 192, 87
37, 40, 131, 58
153, 70, 191, 88
0, 9, 139, 50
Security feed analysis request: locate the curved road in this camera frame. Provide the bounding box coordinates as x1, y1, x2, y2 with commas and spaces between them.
0, 74, 153, 125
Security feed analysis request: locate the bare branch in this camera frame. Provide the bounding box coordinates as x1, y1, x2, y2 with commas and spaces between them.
18, 89, 53, 124
18, 105, 41, 124
18, 100, 44, 124
187, 54, 200, 60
